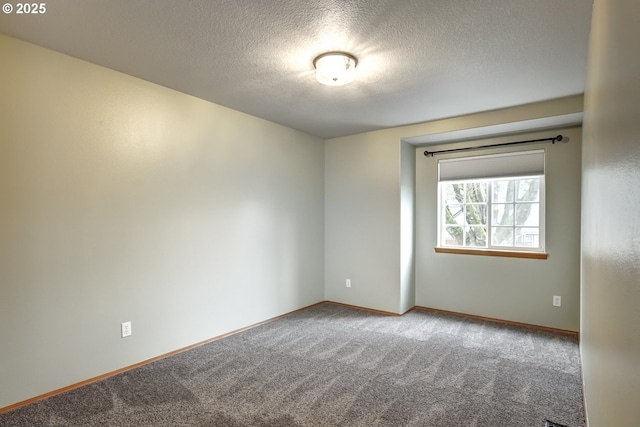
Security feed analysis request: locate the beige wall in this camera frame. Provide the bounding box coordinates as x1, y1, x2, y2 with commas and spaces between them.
581, 0, 640, 424
0, 35, 325, 409
416, 127, 582, 331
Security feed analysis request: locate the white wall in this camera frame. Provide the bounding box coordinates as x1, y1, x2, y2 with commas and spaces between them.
416, 127, 582, 331
0, 30, 593, 413
325, 96, 582, 320
0, 35, 325, 409
400, 141, 416, 313
581, 0, 640, 424
324, 132, 402, 313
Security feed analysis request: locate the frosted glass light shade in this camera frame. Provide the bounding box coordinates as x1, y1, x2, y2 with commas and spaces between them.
314, 52, 357, 86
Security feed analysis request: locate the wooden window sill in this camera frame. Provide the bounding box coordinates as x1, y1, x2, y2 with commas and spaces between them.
434, 247, 548, 259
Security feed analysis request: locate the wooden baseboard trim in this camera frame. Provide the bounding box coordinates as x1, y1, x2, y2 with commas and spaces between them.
0, 301, 325, 415
415, 305, 579, 338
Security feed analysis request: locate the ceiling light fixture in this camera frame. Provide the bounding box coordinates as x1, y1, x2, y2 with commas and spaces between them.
313, 52, 358, 86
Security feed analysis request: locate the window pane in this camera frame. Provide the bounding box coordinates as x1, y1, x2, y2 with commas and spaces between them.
465, 182, 487, 203
517, 178, 540, 202
492, 203, 514, 226
492, 226, 514, 246
445, 205, 464, 225
492, 180, 515, 203
515, 203, 539, 226
516, 227, 539, 247
466, 226, 487, 247
443, 226, 464, 246
443, 183, 465, 204
438, 166, 543, 252
465, 204, 487, 225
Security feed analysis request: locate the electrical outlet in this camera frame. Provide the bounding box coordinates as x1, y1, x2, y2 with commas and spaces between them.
346, 279, 351, 288
121, 321, 132, 338
553, 296, 561, 307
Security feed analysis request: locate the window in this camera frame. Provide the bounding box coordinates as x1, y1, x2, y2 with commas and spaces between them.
437, 150, 545, 253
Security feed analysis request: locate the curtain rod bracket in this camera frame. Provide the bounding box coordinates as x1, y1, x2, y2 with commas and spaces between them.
423, 134, 565, 157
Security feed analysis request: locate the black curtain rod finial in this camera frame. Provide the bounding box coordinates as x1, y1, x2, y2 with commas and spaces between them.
554, 134, 570, 144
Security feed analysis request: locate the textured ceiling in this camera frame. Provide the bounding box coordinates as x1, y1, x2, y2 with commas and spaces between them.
0, 0, 593, 139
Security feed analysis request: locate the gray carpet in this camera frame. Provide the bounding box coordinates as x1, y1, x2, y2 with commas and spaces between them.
0, 303, 585, 426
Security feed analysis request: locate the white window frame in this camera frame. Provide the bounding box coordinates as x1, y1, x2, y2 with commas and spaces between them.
436, 150, 546, 254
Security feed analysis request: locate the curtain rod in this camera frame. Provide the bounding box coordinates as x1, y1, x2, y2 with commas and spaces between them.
423, 134, 565, 157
